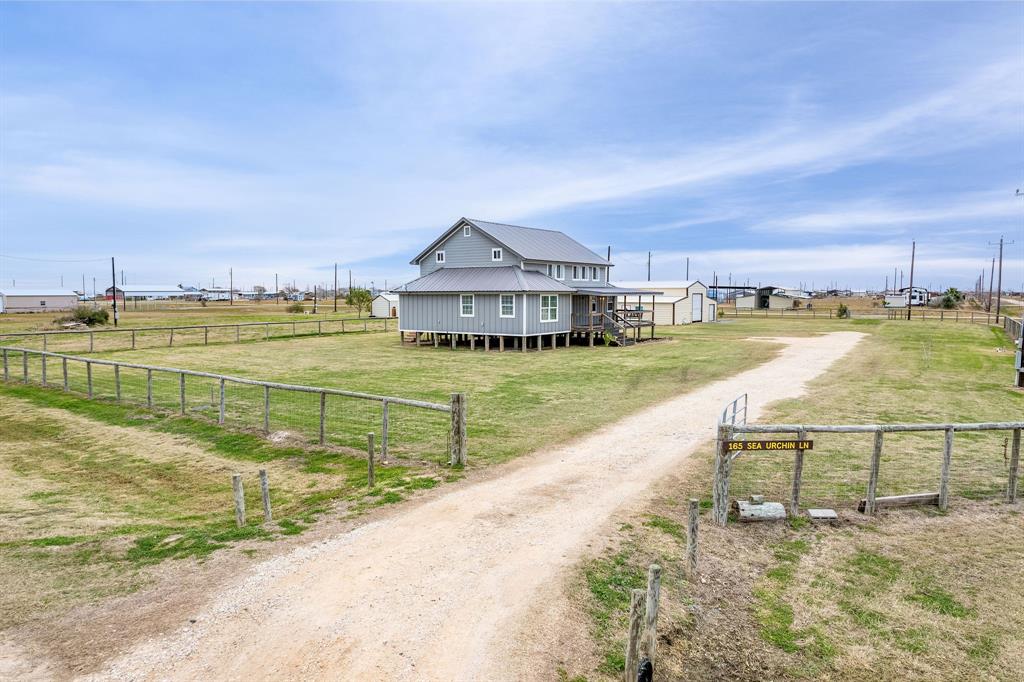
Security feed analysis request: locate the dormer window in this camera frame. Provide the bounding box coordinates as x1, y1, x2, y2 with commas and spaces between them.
492, 248, 503, 262
463, 225, 471, 237
591, 266, 599, 280
572, 265, 581, 280
436, 250, 445, 263
555, 264, 564, 280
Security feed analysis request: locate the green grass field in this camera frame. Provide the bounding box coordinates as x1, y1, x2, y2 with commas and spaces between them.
570, 320, 1023, 681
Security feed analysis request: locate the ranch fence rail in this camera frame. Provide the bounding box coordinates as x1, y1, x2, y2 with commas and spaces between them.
719, 307, 1010, 325
1, 346, 467, 466
712, 420, 1022, 525
0, 316, 392, 354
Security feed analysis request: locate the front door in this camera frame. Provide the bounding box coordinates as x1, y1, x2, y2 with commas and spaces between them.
692, 293, 703, 322
709, 303, 716, 321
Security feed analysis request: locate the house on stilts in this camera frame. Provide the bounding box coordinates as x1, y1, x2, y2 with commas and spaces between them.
396, 218, 661, 350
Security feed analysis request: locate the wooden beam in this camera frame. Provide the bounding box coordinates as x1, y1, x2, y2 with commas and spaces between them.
857, 492, 939, 513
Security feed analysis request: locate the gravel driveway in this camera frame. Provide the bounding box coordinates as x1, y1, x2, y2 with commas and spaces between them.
86, 331, 864, 681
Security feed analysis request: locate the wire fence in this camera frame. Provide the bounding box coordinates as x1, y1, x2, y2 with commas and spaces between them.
0, 317, 392, 354
718, 307, 1011, 324
1, 346, 466, 465
712, 421, 1022, 524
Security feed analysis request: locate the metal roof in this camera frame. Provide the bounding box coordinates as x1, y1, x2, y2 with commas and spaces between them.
574, 286, 664, 296
107, 284, 188, 293
374, 293, 400, 302
411, 217, 610, 266
0, 289, 79, 297
614, 280, 702, 290
396, 267, 576, 293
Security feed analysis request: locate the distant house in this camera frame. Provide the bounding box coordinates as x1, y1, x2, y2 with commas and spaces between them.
884, 286, 929, 308
736, 285, 812, 310
371, 293, 399, 318
105, 284, 193, 301
0, 289, 79, 313
396, 218, 661, 349
201, 287, 233, 301
613, 280, 717, 324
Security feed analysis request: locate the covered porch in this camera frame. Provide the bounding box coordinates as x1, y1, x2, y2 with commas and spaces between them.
570, 287, 661, 346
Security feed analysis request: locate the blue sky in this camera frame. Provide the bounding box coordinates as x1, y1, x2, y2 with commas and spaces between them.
1, 1, 1022, 293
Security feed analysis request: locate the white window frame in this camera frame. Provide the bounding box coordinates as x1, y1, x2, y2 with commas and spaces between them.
499, 294, 515, 318
540, 294, 559, 322
460, 294, 475, 317
607, 298, 615, 312
546, 264, 553, 277
591, 266, 598, 280
555, 264, 564, 280
572, 265, 580, 280
463, 225, 471, 237
436, 250, 445, 264
492, 248, 503, 262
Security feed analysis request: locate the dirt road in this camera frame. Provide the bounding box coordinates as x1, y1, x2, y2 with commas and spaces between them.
86, 332, 864, 681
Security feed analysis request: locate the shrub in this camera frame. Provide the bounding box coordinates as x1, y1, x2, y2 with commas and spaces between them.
286, 301, 305, 313
56, 306, 109, 327
836, 303, 850, 319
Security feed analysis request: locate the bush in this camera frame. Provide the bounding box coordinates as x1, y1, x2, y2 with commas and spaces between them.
836, 303, 850, 319
286, 301, 305, 313
56, 306, 109, 327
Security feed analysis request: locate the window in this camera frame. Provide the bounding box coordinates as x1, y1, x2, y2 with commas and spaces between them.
591, 266, 599, 281
40, 300, 47, 307
500, 294, 515, 317
460, 294, 474, 317
436, 250, 445, 263
555, 264, 564, 280
546, 264, 553, 277
572, 265, 580, 280
492, 248, 503, 262
463, 225, 471, 237
591, 299, 598, 313
540, 295, 558, 322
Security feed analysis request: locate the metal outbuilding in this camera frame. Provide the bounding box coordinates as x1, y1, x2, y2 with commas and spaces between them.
0, 289, 80, 313
613, 280, 716, 324
371, 293, 400, 318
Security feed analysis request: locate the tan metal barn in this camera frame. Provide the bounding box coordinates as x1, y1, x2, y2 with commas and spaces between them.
0, 289, 80, 313
613, 280, 715, 324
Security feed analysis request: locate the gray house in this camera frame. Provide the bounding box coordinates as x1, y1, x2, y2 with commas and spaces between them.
396, 218, 660, 350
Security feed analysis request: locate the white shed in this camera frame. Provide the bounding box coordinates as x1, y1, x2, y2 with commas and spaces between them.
0, 289, 80, 313
613, 280, 714, 324
371, 293, 400, 318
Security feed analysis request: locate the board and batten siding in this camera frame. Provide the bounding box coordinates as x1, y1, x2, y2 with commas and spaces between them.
399, 293, 570, 336
419, 227, 524, 276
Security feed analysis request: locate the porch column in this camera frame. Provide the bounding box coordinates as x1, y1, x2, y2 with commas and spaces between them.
470, 335, 476, 351
484, 335, 490, 351
499, 336, 505, 352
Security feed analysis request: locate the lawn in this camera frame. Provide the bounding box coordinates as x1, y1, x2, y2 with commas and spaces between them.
569, 319, 1023, 681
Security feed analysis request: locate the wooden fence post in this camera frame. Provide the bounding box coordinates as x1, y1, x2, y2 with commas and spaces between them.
1008, 428, 1021, 503
449, 392, 467, 466
939, 427, 954, 511
259, 469, 272, 522
319, 391, 327, 445
86, 361, 93, 397
265, 323, 269, 341
169, 328, 174, 347
790, 428, 807, 517
41, 353, 47, 386
865, 429, 883, 514
367, 432, 376, 487
381, 399, 390, 463
712, 423, 732, 525
232, 474, 245, 527
179, 372, 186, 415
146, 368, 153, 406
218, 378, 226, 424
204, 327, 208, 345
686, 498, 699, 578
89, 331, 94, 352
624, 589, 645, 682
62, 357, 69, 391
236, 325, 241, 343
263, 385, 271, 433
22, 351, 28, 383
642, 564, 661, 669
114, 364, 121, 402
2, 348, 7, 381
132, 329, 136, 349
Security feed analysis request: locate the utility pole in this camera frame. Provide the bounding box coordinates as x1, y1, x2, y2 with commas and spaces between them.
110, 257, 119, 327
987, 257, 995, 311
989, 235, 1014, 321
685, 257, 690, 280
348, 269, 352, 294
906, 241, 915, 321
333, 263, 338, 312
229, 268, 233, 306
647, 251, 651, 281
275, 273, 279, 304
312, 285, 318, 314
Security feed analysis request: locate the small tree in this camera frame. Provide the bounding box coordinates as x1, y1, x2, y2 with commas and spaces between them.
836, 303, 850, 319
346, 287, 372, 317
941, 287, 964, 309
